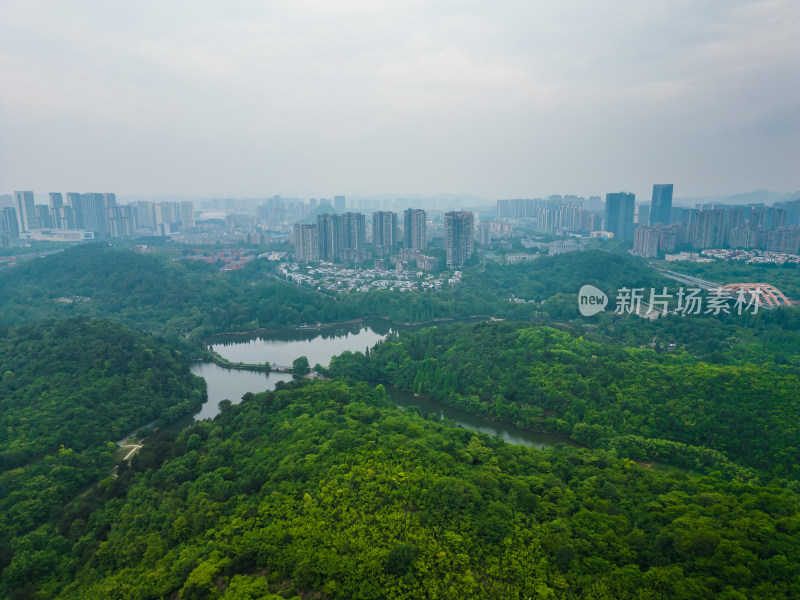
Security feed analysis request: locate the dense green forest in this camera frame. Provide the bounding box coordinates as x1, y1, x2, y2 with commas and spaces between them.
0, 319, 206, 577
5, 243, 797, 349
0, 244, 672, 337
327, 322, 800, 478
4, 380, 798, 599
0, 245, 342, 338
582, 307, 800, 365
2, 243, 800, 597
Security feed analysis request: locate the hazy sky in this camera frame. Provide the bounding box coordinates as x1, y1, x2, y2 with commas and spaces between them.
1, 0, 798, 201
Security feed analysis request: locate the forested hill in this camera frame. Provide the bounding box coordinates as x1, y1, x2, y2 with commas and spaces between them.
0, 318, 206, 572
0, 244, 672, 336
466, 249, 664, 306
12, 380, 800, 599
3, 244, 798, 362
0, 318, 205, 468
327, 322, 800, 478
1, 245, 799, 598
0, 244, 342, 336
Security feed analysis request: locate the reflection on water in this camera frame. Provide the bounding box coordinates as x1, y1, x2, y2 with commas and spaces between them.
385, 385, 578, 449
210, 318, 393, 368
189, 362, 293, 420
208, 317, 493, 368
187, 360, 574, 448
183, 318, 575, 449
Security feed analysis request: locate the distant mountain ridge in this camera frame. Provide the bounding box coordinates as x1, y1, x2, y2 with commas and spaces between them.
685, 189, 800, 206
723, 189, 800, 206
300, 202, 339, 224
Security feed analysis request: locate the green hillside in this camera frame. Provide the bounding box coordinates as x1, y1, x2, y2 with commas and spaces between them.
328, 322, 800, 477
8, 380, 799, 599
0, 319, 206, 580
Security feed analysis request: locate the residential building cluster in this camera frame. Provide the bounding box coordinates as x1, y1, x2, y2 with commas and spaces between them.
254, 194, 477, 233
496, 196, 603, 235
493, 185, 799, 259
663, 252, 713, 263
518, 238, 586, 256
277, 263, 454, 294
292, 212, 370, 263
397, 248, 439, 271
698, 248, 800, 265
183, 248, 256, 270
0, 191, 194, 245
291, 206, 457, 268
634, 202, 800, 258
630, 185, 799, 258
6, 185, 797, 267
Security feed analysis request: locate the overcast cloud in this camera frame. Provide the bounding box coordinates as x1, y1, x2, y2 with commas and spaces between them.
1, 0, 798, 201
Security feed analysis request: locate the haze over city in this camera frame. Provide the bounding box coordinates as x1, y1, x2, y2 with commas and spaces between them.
1, 0, 798, 200
6, 3, 800, 598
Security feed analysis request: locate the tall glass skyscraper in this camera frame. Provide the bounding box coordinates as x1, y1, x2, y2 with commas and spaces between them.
13, 191, 36, 232
649, 184, 674, 227
604, 192, 635, 240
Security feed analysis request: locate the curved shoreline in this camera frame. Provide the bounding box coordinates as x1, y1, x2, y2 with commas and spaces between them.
214, 317, 367, 337
385, 384, 582, 448
207, 314, 501, 339
203, 348, 292, 372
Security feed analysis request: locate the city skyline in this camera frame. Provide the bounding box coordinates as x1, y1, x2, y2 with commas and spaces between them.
5, 185, 800, 210
1, 2, 797, 200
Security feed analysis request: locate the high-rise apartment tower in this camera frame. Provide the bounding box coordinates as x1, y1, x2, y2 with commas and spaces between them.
403, 208, 427, 251
444, 211, 475, 268
372, 211, 398, 256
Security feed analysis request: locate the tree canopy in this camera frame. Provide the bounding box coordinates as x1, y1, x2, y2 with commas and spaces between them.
0, 318, 206, 572
6, 380, 800, 599
328, 321, 800, 478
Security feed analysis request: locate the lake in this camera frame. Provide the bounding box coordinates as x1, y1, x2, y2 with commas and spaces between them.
189, 361, 294, 420
188, 321, 576, 448
385, 385, 577, 449
209, 318, 393, 368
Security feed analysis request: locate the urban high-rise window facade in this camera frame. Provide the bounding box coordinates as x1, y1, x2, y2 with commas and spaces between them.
444, 211, 474, 268
649, 184, 673, 227
403, 208, 427, 251
342, 212, 366, 250
13, 191, 36, 233
604, 192, 636, 240
317, 213, 344, 261
372, 211, 398, 256
292, 222, 318, 262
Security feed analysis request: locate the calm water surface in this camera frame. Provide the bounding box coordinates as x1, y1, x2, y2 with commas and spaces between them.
385, 385, 577, 449
186, 321, 575, 449
210, 318, 393, 367
189, 362, 293, 420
